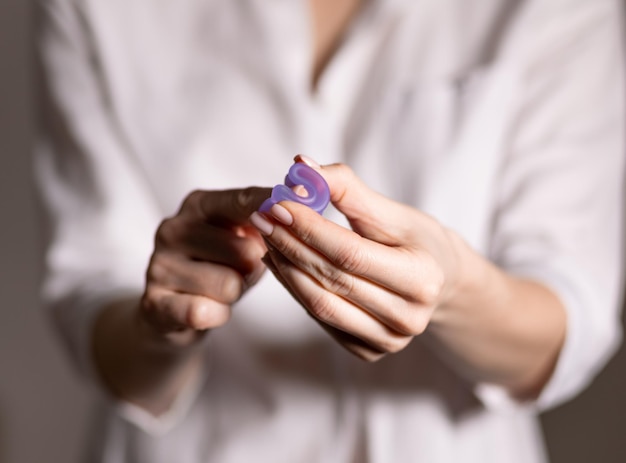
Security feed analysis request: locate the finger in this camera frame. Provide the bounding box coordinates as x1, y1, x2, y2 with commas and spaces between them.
265, 246, 413, 354
141, 285, 232, 332
155, 218, 267, 275
295, 158, 413, 244
178, 187, 272, 226
263, 251, 385, 361
148, 253, 261, 304
263, 222, 432, 336
261, 202, 441, 305
319, 324, 387, 362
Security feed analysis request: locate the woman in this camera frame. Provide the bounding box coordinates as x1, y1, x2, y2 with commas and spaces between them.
36, 0, 624, 462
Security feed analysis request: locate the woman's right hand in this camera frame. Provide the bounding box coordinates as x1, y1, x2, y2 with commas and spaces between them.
139, 187, 271, 347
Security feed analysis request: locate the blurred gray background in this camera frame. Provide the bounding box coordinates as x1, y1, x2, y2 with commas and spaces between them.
1, 1, 625, 462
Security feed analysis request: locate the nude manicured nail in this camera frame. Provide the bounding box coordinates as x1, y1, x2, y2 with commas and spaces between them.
294, 154, 321, 169
270, 204, 293, 226
249, 212, 274, 236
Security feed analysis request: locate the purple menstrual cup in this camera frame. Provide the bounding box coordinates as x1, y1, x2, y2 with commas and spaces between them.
259, 163, 330, 214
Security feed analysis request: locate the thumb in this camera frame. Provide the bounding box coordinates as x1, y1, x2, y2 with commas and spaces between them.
180, 187, 272, 225
302, 159, 413, 245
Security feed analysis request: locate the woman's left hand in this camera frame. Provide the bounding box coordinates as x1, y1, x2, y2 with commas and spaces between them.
249, 161, 470, 361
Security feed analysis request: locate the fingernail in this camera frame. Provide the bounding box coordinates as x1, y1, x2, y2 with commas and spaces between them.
249, 212, 274, 236
270, 203, 293, 226
294, 154, 321, 169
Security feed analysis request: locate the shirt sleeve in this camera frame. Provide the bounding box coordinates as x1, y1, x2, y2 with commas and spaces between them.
478, 0, 626, 412
35, 0, 203, 433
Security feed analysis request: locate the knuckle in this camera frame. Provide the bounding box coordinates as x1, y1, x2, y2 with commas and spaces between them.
146, 254, 169, 284
379, 336, 411, 354
293, 221, 316, 245
389, 304, 429, 336
186, 299, 205, 328
140, 286, 160, 315
419, 269, 444, 306
188, 299, 231, 329
183, 190, 205, 211
408, 312, 429, 336
155, 218, 182, 248
318, 264, 355, 298
408, 252, 444, 307
333, 241, 368, 274
140, 287, 156, 309
178, 190, 206, 217
233, 187, 257, 214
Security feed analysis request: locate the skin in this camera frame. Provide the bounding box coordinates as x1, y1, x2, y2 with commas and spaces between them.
309, 0, 362, 89
93, 187, 271, 414
92, 0, 566, 415
252, 157, 566, 400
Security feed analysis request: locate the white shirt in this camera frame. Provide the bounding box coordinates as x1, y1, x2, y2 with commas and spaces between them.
36, 0, 625, 462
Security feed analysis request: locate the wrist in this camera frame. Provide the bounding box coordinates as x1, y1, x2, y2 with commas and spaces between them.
435, 229, 490, 318
93, 299, 206, 415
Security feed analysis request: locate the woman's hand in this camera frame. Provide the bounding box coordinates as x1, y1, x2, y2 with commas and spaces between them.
93, 187, 271, 415
250, 159, 565, 399
140, 187, 271, 347
250, 161, 469, 361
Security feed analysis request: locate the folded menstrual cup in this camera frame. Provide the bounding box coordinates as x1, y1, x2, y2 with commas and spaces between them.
259, 162, 330, 214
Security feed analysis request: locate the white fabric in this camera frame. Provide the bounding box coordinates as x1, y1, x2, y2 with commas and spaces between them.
35, 0, 625, 462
